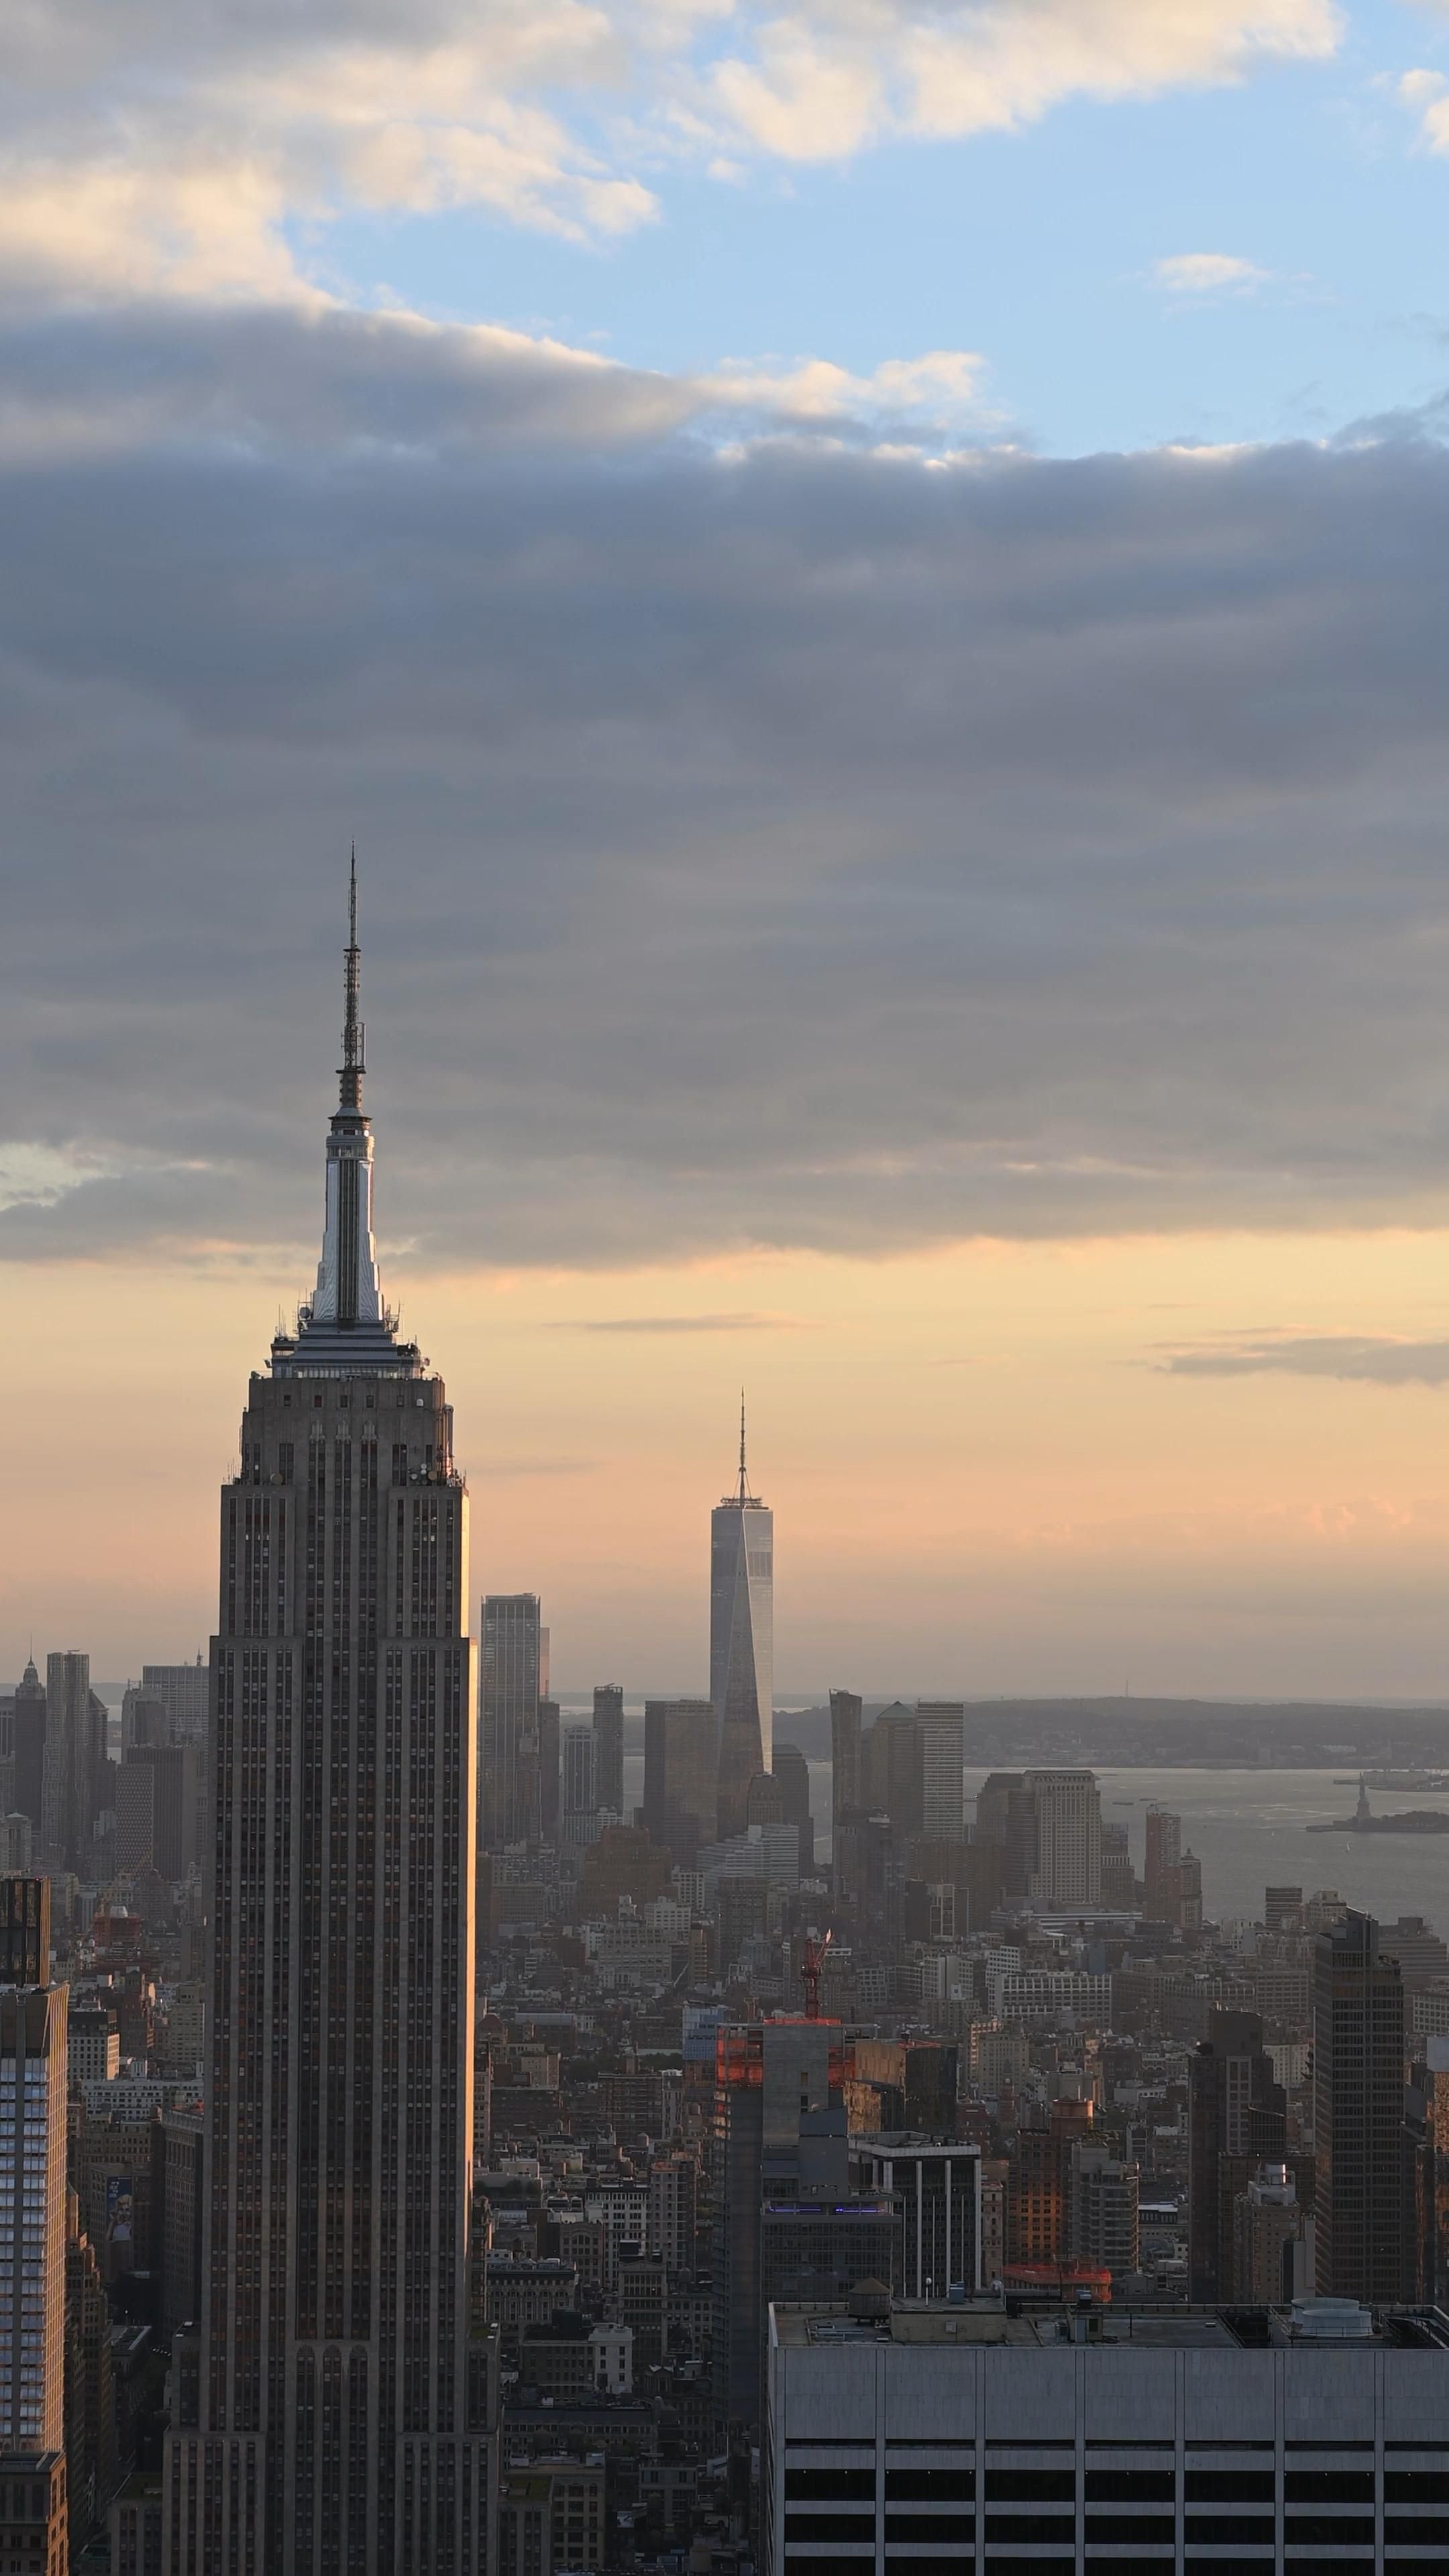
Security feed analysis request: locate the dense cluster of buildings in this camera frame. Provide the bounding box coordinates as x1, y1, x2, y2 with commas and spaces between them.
8, 887, 1449, 2573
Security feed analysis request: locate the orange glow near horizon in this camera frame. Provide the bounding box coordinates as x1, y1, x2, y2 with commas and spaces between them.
7, 1224, 1449, 1701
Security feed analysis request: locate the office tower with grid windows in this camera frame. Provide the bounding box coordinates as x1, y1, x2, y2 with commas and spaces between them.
711, 1404, 773, 1843
1144, 1805, 1183, 1920
478, 1596, 546, 1850
537, 1698, 560, 1840
42, 1651, 109, 1878
1187, 2007, 1305, 2304
162, 875, 494, 2576
561, 1725, 596, 1823
852, 2138, 982, 2300
771, 1741, 814, 1876
0, 1945, 70, 2576
0, 1981, 68, 2457
10, 1661, 46, 1839
0, 1877, 50, 1988
1315, 1909, 1407, 2303
115, 1742, 199, 1882
137, 1659, 210, 1744
915, 1702, 964, 1839
1024, 1768, 1103, 1908
643, 1700, 717, 1864
828, 1690, 861, 1848
712, 2020, 850, 2432
591, 1685, 625, 1819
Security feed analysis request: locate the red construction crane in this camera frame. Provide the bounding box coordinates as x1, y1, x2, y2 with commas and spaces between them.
801, 1928, 833, 2021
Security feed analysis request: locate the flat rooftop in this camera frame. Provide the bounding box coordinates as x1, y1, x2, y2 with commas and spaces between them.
771, 2295, 1449, 2353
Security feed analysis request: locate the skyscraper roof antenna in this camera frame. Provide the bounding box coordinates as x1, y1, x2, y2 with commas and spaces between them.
340, 845, 364, 1112
738, 1387, 749, 1504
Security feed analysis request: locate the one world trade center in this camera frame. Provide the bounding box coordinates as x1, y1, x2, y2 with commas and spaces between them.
711, 1400, 773, 1841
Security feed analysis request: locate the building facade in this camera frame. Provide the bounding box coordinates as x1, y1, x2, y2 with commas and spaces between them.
138, 1661, 209, 1743
66, 2188, 117, 2545
0, 2453, 67, 2576
559, 1723, 596, 1829
0, 1817, 32, 1877
771, 1740, 814, 1876
713, 2021, 846, 2430
591, 1685, 625, 1819
914, 1703, 965, 1840
1024, 1770, 1103, 1909
162, 880, 494, 2575
828, 1691, 861, 1850
112, 2473, 164, 2576
766, 2292, 1449, 2576
1233, 2160, 1312, 2304
1144, 1804, 1182, 1921
0, 1876, 49, 1987
0, 1960, 72, 2576
1315, 1909, 1407, 2302
648, 2154, 698, 2275
497, 2455, 604, 2576
861, 1704, 923, 1839
11, 1662, 46, 1839
853, 2139, 982, 2298
115, 1743, 198, 1882
1068, 2143, 1139, 2279
1187, 2007, 1293, 2304
642, 1701, 716, 1864
479, 1595, 547, 1851
0, 1984, 68, 2454
156, 2111, 205, 2337
42, 1651, 109, 1878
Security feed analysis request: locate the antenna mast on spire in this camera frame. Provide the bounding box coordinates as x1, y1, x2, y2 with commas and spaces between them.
737, 1388, 749, 1504
340, 844, 365, 1113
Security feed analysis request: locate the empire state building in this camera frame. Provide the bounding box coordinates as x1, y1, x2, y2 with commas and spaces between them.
164, 875, 494, 2575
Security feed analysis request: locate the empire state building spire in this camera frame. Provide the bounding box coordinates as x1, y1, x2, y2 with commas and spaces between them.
340, 843, 364, 1114
303, 857, 387, 1342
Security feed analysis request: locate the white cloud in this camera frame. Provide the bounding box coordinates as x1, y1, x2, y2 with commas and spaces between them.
0, 0, 1345, 303
0, 6, 658, 302
706, 0, 1342, 162
710, 25, 883, 160
704, 345, 989, 425
1397, 66, 1449, 154
1153, 252, 1269, 294
0, 158, 307, 305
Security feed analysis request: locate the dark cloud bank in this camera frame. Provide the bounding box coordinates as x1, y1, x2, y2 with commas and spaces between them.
5, 299, 1449, 1276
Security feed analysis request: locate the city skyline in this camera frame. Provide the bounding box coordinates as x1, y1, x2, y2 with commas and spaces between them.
13, 2, 1449, 2565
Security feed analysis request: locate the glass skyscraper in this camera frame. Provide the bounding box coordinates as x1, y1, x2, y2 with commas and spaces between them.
710, 1403, 773, 1842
